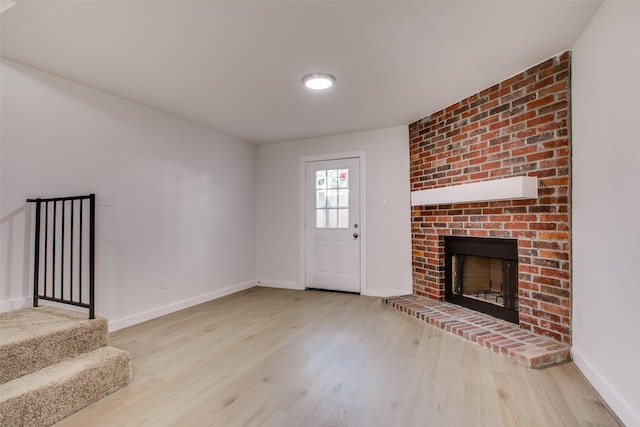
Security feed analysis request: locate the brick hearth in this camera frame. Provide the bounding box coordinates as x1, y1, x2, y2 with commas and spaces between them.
385, 295, 570, 368
409, 51, 572, 345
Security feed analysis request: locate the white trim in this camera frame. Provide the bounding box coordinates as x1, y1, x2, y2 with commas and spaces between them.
258, 280, 304, 290
572, 347, 639, 427
299, 151, 367, 294
411, 176, 538, 206
0, 296, 30, 312
108, 280, 256, 332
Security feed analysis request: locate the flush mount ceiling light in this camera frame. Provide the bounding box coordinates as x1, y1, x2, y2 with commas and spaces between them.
0, 1, 16, 14
302, 73, 336, 90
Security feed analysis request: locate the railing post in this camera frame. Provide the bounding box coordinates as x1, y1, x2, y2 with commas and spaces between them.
88, 194, 95, 319
32, 199, 42, 308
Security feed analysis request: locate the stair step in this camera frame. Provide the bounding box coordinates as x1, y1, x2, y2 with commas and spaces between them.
0, 346, 131, 427
0, 306, 108, 384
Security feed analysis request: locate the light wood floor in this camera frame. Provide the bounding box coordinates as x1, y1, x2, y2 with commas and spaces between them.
56, 287, 619, 427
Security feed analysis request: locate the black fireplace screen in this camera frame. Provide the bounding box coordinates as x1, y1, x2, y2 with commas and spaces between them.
444, 236, 518, 324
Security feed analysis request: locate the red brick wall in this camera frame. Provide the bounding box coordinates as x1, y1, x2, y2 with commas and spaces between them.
409, 52, 571, 344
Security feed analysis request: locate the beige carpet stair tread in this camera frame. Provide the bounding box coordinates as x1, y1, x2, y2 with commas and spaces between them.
0, 306, 108, 384
0, 346, 132, 427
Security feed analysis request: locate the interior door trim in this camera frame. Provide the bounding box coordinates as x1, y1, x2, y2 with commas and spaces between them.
299, 151, 366, 294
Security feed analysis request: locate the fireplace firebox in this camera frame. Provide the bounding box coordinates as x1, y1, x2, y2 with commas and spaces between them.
444, 236, 519, 324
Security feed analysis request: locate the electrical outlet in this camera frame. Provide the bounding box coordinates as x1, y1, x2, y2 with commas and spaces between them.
383, 265, 391, 276
98, 193, 113, 207
160, 277, 168, 290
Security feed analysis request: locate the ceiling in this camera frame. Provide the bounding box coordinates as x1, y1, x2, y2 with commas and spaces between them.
0, 1, 601, 144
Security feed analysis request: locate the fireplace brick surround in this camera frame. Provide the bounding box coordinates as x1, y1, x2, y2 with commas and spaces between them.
409, 52, 571, 345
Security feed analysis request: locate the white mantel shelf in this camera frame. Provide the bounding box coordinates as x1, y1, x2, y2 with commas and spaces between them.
411, 176, 538, 207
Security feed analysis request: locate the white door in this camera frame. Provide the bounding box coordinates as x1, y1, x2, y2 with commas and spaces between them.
305, 158, 361, 293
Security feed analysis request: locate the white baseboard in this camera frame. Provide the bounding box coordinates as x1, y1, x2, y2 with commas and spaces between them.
256, 281, 410, 297
108, 280, 256, 332
257, 280, 304, 290
572, 347, 639, 427
0, 296, 30, 312
257, 281, 411, 299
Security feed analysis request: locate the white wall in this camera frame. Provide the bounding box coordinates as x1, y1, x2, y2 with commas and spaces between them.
0, 59, 257, 330
256, 127, 412, 297
572, 2, 640, 426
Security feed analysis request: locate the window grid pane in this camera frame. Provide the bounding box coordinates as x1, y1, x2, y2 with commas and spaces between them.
326, 189, 338, 208
338, 189, 349, 208
327, 209, 338, 228
327, 170, 338, 189
316, 170, 326, 190
338, 209, 349, 228
338, 169, 349, 188
316, 209, 326, 228
316, 190, 326, 209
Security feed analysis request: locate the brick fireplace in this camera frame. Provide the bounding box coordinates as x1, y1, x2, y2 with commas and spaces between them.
409, 52, 571, 345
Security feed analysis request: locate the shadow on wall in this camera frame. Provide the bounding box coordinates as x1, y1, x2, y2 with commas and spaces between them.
1, 203, 33, 308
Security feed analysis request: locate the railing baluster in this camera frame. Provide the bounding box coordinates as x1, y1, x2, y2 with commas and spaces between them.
61, 200, 65, 301
52, 201, 57, 300
44, 202, 49, 299
79, 199, 83, 305
70, 200, 74, 303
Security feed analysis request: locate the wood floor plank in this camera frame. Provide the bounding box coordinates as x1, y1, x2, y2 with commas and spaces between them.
54, 287, 620, 427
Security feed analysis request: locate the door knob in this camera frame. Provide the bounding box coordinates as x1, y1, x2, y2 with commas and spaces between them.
353, 232, 359, 239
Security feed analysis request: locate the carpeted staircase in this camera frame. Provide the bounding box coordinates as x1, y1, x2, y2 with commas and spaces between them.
0, 306, 131, 426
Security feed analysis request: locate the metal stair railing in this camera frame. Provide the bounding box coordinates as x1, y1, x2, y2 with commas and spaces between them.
26, 194, 95, 319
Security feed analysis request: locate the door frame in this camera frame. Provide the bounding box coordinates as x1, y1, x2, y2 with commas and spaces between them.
299, 151, 366, 293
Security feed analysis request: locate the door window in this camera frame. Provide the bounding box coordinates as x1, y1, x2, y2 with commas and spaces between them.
315, 169, 349, 228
